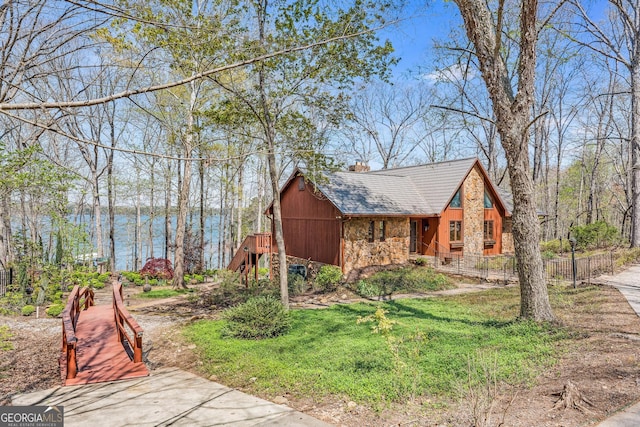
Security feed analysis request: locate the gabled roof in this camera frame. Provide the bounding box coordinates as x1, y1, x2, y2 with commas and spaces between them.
279, 157, 510, 217
368, 157, 479, 214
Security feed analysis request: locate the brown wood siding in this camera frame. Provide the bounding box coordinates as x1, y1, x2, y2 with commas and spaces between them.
440, 206, 463, 251
483, 207, 503, 255
279, 176, 342, 265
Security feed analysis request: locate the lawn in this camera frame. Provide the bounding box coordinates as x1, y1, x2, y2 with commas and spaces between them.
185, 286, 571, 404
137, 288, 195, 299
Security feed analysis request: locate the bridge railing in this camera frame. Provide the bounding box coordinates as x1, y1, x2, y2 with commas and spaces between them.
112, 281, 144, 363
61, 286, 95, 379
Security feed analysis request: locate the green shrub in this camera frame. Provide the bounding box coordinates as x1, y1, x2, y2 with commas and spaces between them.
540, 239, 571, 254
221, 296, 291, 339
542, 250, 556, 260
362, 266, 452, 296
571, 221, 621, 249
90, 279, 105, 289
288, 273, 307, 296
314, 265, 343, 291
21, 305, 35, 316
97, 273, 111, 283
46, 303, 64, 317
356, 280, 382, 298
414, 257, 428, 266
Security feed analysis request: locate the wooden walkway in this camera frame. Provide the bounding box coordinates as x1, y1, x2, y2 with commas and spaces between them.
61, 283, 148, 386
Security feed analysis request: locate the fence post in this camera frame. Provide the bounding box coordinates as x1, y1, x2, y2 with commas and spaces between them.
611, 252, 614, 274
588, 256, 591, 285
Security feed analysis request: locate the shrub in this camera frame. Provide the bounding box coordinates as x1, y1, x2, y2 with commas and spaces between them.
221, 296, 291, 339
314, 265, 342, 291
288, 273, 307, 296
540, 239, 571, 254
90, 279, 105, 289
570, 221, 621, 249
140, 258, 174, 280
414, 257, 428, 266
46, 303, 64, 317
21, 305, 35, 316
356, 280, 382, 298
362, 266, 452, 296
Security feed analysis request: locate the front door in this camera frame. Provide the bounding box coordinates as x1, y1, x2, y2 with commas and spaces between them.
410, 220, 417, 253
422, 218, 438, 255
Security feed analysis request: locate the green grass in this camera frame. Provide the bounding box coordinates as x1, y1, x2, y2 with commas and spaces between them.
137, 288, 194, 299
0, 326, 13, 351
185, 287, 568, 404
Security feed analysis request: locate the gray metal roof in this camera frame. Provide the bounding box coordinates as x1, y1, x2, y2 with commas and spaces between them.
307, 157, 482, 216
316, 171, 435, 216
368, 158, 477, 213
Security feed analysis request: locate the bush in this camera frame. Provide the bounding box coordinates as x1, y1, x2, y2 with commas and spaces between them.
414, 257, 428, 266
221, 296, 291, 339
46, 303, 64, 317
540, 239, 571, 254
288, 273, 307, 296
570, 221, 621, 249
360, 266, 452, 297
356, 280, 382, 298
21, 305, 35, 316
314, 265, 342, 292
90, 278, 105, 289
140, 258, 174, 280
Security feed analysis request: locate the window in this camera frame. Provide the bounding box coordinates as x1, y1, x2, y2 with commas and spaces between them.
484, 220, 494, 241
484, 190, 493, 208
298, 177, 305, 191
450, 189, 462, 208
379, 220, 386, 242
449, 220, 462, 242
368, 220, 375, 242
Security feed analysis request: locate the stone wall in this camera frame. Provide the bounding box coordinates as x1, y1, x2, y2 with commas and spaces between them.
463, 165, 484, 255
342, 217, 410, 276
502, 218, 515, 254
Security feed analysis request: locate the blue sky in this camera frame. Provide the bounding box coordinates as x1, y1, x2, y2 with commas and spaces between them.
383, 0, 610, 79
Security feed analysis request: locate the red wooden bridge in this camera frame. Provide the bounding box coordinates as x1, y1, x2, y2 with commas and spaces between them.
60, 282, 148, 386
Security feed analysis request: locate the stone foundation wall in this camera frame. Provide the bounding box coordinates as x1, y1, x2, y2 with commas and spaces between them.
270, 253, 329, 281
342, 217, 410, 276
463, 165, 484, 255
502, 219, 515, 254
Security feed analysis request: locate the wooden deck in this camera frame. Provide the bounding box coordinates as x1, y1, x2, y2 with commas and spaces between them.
60, 284, 148, 386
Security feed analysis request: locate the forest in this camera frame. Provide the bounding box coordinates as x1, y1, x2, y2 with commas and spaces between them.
0, 0, 638, 308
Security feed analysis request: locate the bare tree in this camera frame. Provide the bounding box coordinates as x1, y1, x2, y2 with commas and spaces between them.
451, 0, 557, 321
571, 0, 640, 246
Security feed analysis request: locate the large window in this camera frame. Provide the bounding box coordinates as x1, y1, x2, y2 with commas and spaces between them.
379, 220, 386, 242
449, 220, 462, 242
484, 220, 494, 241
450, 189, 462, 208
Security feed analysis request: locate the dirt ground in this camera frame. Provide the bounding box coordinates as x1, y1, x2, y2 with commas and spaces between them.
2, 279, 640, 426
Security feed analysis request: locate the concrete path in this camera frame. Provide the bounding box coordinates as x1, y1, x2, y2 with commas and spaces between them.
596, 263, 640, 427
12, 367, 331, 426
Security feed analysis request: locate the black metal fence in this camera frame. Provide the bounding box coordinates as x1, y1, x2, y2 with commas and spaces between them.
427, 251, 615, 284
0, 268, 13, 297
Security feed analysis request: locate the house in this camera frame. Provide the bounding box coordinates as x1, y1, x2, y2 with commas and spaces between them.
266, 157, 513, 278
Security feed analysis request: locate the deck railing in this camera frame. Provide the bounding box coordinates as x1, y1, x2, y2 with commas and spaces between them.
61, 286, 95, 379
0, 268, 13, 297
112, 282, 144, 363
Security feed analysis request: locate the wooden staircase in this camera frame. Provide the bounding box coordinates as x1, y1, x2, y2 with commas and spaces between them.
227, 233, 272, 282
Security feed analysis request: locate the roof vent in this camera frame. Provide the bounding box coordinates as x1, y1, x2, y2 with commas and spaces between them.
348, 161, 370, 173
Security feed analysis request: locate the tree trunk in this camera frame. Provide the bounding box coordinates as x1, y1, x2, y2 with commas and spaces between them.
453, 0, 554, 321
172, 82, 196, 289
631, 63, 640, 247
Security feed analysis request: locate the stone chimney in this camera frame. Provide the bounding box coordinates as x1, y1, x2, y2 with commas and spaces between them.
348, 160, 370, 173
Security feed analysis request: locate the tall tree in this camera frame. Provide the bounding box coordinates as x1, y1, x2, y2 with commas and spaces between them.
571, 0, 640, 246
451, 0, 556, 321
